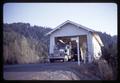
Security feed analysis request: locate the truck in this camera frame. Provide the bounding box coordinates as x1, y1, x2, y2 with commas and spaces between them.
49, 44, 74, 62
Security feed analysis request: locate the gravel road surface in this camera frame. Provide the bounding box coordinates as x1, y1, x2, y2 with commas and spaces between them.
3, 62, 101, 80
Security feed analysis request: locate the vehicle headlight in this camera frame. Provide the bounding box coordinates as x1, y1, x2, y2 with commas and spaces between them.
65, 55, 68, 59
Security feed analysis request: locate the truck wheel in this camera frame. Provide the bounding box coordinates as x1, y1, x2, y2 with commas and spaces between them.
62, 59, 64, 62
50, 59, 54, 63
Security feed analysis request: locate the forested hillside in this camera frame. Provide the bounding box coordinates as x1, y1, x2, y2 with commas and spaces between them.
3, 23, 52, 64
97, 31, 117, 79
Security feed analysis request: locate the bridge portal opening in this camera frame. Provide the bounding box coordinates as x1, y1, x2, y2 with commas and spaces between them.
54, 35, 88, 62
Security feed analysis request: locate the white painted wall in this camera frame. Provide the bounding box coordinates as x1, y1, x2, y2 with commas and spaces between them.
87, 33, 94, 63
51, 23, 88, 37
49, 36, 55, 54
92, 36, 102, 60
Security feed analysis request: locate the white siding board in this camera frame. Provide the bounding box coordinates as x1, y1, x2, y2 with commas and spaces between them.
49, 36, 55, 54
51, 23, 88, 37
92, 36, 102, 60
87, 33, 94, 63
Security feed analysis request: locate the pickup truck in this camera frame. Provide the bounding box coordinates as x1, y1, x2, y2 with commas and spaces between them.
49, 45, 73, 62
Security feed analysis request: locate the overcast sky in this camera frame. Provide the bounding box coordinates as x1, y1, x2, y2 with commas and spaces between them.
3, 3, 117, 36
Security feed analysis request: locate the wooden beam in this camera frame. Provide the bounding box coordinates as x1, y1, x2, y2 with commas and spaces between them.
76, 36, 80, 65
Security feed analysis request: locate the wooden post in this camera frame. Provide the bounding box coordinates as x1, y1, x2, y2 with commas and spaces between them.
76, 37, 80, 65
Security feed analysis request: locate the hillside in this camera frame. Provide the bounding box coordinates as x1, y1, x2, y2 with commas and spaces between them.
97, 31, 117, 79
3, 23, 52, 64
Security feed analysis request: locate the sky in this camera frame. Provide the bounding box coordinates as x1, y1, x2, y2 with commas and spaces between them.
3, 3, 117, 36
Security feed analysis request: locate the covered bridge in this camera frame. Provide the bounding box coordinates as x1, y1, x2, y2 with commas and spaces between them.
46, 20, 104, 64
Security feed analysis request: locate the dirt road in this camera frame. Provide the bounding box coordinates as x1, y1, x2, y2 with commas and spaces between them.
3, 62, 101, 80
